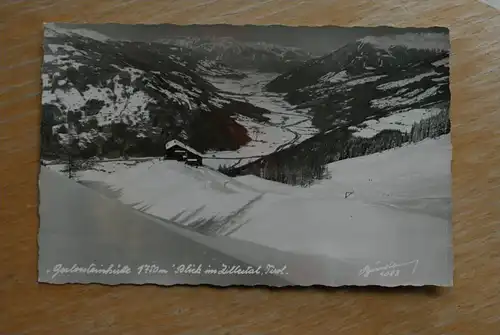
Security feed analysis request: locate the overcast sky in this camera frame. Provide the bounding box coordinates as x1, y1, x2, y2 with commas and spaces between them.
51, 23, 448, 55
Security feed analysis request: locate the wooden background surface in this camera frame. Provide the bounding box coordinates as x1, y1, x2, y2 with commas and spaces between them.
1, 0, 500, 334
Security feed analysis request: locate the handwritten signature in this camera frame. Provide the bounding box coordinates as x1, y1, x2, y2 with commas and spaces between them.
358, 260, 419, 278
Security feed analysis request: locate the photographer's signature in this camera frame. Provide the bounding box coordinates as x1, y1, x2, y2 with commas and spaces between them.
359, 260, 419, 278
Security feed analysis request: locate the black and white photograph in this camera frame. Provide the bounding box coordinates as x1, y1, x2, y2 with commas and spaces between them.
38, 23, 453, 287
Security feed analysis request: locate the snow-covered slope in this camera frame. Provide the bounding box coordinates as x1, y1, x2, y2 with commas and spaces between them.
315, 135, 451, 204
74, 160, 264, 235
230, 134, 451, 260
49, 134, 451, 262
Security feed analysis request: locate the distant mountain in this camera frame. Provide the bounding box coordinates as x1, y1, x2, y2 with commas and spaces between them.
157, 36, 313, 73
265, 33, 450, 131
41, 28, 272, 159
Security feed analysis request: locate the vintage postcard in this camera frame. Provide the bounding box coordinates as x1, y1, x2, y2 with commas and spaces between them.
38, 23, 453, 287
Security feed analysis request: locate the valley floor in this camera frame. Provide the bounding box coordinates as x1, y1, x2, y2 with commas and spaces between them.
202, 72, 318, 169
46, 134, 452, 266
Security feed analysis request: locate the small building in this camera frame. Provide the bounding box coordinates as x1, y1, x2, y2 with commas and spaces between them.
164, 140, 203, 167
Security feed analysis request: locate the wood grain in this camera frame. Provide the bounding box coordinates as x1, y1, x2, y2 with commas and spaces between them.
1, 0, 500, 334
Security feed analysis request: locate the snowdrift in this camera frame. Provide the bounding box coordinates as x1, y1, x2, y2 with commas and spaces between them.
55, 134, 451, 267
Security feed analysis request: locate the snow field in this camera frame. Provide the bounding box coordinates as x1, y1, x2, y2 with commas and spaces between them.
49, 134, 451, 262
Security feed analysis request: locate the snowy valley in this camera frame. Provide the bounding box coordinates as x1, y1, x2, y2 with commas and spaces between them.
41, 26, 450, 179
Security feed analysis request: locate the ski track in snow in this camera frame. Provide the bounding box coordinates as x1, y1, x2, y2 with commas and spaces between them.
48, 134, 451, 262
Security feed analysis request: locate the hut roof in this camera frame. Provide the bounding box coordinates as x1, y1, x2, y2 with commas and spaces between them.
165, 140, 203, 157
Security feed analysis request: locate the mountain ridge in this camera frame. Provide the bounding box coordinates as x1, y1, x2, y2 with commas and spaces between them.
265, 35, 450, 131
156, 35, 314, 73
41, 30, 276, 159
